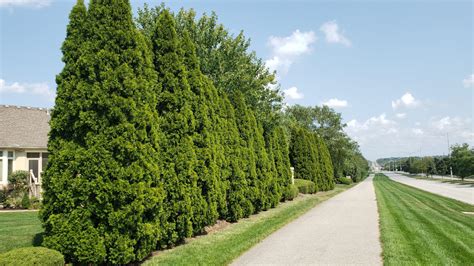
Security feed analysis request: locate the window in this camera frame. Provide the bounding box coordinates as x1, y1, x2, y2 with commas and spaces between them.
6, 151, 14, 179
7, 159, 13, 177
27, 152, 40, 158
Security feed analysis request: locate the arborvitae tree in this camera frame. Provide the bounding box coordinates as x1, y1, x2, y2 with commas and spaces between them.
48, 0, 86, 142
290, 127, 321, 191
151, 10, 198, 246
231, 93, 263, 212
269, 126, 292, 200
180, 30, 222, 231
316, 135, 335, 190
308, 133, 324, 191
218, 93, 253, 221
41, 0, 164, 264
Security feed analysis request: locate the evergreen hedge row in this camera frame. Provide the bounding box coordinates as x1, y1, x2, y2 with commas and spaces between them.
41, 1, 335, 264
290, 127, 335, 192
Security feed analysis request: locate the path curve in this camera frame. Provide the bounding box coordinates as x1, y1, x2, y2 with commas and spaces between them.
384, 172, 474, 205
232, 175, 382, 265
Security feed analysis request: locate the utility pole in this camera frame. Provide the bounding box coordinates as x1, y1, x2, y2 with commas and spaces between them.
447, 133, 453, 178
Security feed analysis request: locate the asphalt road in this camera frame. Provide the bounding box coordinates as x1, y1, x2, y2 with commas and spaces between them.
385, 172, 474, 205
232, 175, 382, 265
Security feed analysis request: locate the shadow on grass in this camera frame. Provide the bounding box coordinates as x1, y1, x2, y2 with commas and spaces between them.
32, 232, 44, 247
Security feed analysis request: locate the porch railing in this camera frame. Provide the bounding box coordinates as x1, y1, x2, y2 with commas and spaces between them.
29, 170, 41, 198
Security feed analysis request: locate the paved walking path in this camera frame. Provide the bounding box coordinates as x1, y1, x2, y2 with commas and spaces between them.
232, 175, 382, 265
385, 172, 474, 205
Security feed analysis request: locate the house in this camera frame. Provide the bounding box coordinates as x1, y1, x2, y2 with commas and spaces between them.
0, 105, 50, 195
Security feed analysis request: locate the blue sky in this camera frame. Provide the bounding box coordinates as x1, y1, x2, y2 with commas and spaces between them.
1, 0, 473, 160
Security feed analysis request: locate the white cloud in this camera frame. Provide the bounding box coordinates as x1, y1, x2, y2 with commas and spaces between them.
391, 92, 420, 109
265, 30, 316, 74
283, 86, 304, 100
346, 113, 396, 133
320, 21, 351, 47
412, 128, 424, 135
0, 0, 51, 8
0, 78, 53, 98
463, 74, 474, 88
321, 98, 348, 108
395, 113, 406, 119
430, 116, 471, 132
268, 30, 317, 57
346, 113, 473, 161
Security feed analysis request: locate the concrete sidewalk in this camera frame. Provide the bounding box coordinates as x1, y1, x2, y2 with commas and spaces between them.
232, 175, 382, 265
385, 172, 474, 205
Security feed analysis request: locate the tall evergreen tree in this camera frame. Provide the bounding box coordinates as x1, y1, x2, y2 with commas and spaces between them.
317, 135, 335, 190
219, 93, 253, 221
180, 30, 223, 231
308, 133, 324, 191
232, 93, 262, 212
269, 126, 292, 200
41, 0, 164, 264
151, 10, 198, 246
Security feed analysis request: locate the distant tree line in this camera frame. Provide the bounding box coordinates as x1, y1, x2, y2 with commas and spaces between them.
40, 1, 367, 264
378, 143, 474, 180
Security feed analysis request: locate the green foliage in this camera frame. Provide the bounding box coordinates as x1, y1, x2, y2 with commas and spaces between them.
43, 1, 365, 264
0, 247, 64, 266
8, 170, 29, 192
285, 105, 367, 179
294, 179, 316, 194
21, 193, 30, 209
337, 177, 353, 185
283, 184, 299, 201
451, 143, 474, 180
0, 188, 6, 204
42, 0, 164, 264
289, 127, 336, 191
267, 126, 292, 201
151, 9, 198, 247
137, 5, 283, 127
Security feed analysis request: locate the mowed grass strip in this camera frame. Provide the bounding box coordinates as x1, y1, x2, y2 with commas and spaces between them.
144, 184, 354, 265
0, 211, 43, 253
374, 174, 474, 265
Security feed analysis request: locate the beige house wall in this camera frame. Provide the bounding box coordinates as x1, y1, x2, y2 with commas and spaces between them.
1, 148, 47, 187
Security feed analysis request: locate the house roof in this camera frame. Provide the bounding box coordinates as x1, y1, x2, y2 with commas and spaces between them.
0, 105, 50, 149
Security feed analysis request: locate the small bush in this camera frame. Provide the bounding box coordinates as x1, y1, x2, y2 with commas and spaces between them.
0, 247, 64, 266
4, 195, 22, 209
283, 184, 299, 201
8, 170, 29, 192
338, 177, 353, 185
21, 193, 31, 209
0, 188, 7, 205
29, 196, 42, 209
294, 179, 316, 194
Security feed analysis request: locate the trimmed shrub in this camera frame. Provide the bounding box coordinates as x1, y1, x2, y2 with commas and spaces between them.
8, 170, 29, 192
294, 179, 316, 194
0, 188, 7, 205
21, 193, 31, 209
0, 247, 64, 266
338, 177, 353, 185
283, 185, 299, 201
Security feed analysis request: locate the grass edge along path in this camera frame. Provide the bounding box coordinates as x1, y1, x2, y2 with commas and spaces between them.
373, 173, 474, 265
144, 184, 356, 265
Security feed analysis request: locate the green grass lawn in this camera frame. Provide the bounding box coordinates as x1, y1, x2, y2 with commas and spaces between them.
374, 173, 474, 265
144, 184, 354, 265
0, 211, 43, 254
